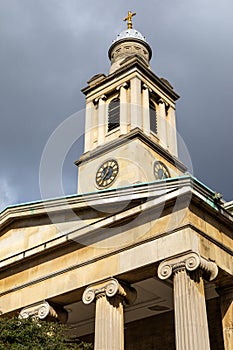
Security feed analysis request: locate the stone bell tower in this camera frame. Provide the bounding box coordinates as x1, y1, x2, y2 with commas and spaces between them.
76, 12, 186, 193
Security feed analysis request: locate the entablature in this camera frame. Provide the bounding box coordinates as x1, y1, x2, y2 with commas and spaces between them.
0, 176, 232, 274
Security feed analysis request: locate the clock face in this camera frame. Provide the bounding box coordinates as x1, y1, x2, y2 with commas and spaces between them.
96, 159, 119, 188
154, 161, 170, 180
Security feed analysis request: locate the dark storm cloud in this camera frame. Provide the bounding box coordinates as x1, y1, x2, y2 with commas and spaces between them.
0, 0, 233, 211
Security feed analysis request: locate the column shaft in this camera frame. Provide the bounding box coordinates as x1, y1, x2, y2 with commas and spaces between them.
95, 294, 124, 350
173, 268, 211, 350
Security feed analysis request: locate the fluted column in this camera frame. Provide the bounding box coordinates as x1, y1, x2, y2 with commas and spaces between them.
157, 99, 167, 149
97, 95, 107, 146
142, 83, 151, 135
19, 301, 68, 323
117, 82, 128, 135
82, 278, 136, 350
217, 286, 233, 350
158, 252, 218, 350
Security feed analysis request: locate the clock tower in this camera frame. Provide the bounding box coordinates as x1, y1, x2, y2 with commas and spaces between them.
76, 12, 186, 193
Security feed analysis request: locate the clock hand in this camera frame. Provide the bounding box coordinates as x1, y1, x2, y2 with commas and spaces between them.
102, 167, 110, 180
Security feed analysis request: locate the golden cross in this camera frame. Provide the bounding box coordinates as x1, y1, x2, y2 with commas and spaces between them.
123, 11, 136, 29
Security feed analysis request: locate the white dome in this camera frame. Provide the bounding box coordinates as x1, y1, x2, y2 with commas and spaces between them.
114, 29, 147, 43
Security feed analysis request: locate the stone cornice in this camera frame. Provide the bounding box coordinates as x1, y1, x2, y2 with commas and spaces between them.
75, 127, 187, 172
1, 175, 232, 232
81, 56, 179, 102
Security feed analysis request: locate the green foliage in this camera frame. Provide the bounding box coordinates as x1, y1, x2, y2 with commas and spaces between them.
0, 316, 93, 350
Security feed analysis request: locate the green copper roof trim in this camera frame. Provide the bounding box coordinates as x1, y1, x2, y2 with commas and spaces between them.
0, 174, 220, 214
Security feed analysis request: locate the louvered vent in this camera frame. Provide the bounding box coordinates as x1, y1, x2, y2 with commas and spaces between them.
108, 98, 120, 132
149, 100, 157, 134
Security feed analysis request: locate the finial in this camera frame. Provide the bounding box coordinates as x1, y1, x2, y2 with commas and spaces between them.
123, 11, 136, 29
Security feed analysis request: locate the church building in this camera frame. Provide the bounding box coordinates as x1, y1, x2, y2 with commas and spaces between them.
0, 12, 232, 350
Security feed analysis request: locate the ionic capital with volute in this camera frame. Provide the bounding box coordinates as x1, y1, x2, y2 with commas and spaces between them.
116, 82, 129, 91
94, 94, 107, 105
158, 97, 169, 107
19, 301, 68, 323
158, 251, 218, 281
142, 83, 152, 92
82, 277, 136, 305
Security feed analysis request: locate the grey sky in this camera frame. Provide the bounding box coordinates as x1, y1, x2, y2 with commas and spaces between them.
1, 0, 233, 211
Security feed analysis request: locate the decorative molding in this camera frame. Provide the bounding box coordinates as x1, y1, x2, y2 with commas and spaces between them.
158, 252, 218, 281
82, 57, 179, 102
82, 278, 136, 305
75, 127, 187, 172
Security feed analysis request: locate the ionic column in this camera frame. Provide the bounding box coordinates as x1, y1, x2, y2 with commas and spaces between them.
217, 286, 233, 350
19, 301, 68, 323
117, 82, 128, 135
97, 95, 107, 146
142, 83, 151, 135
158, 252, 218, 350
157, 99, 168, 149
130, 76, 142, 129
82, 278, 136, 350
